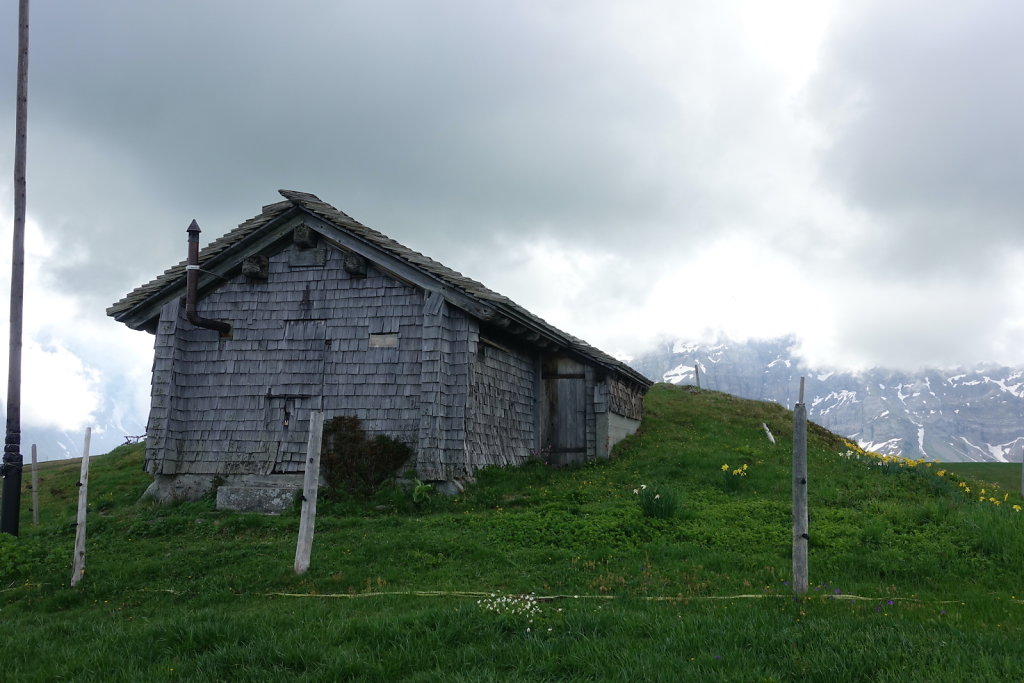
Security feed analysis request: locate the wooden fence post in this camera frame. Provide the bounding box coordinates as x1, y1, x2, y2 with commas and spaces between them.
30, 443, 38, 525
694, 364, 700, 390
792, 378, 808, 595
70, 428, 91, 587
294, 412, 324, 575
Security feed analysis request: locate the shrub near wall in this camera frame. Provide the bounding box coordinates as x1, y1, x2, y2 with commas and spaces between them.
320, 416, 413, 497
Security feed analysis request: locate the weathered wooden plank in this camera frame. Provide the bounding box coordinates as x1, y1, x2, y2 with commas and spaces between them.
791, 379, 810, 596
70, 429, 92, 587
30, 444, 39, 526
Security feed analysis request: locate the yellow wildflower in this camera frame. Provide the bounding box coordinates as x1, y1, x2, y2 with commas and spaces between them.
1013, 505, 1022, 512
721, 464, 730, 471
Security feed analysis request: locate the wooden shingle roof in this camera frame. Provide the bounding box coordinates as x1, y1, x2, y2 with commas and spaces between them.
108, 190, 650, 387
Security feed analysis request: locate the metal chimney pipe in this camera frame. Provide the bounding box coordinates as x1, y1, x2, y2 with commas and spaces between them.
185, 220, 231, 337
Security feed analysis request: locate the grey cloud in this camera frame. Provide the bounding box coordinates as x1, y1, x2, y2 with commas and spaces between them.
9, 4, 697, 274
809, 0, 1024, 273
6, 1, 1019, 375
0, 1, 805, 309
829, 276, 1013, 370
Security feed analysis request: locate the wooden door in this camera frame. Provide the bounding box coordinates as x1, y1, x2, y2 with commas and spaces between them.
541, 355, 587, 465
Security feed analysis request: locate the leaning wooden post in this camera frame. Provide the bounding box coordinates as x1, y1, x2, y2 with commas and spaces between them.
1020, 442, 1023, 497
694, 364, 700, 390
30, 443, 38, 525
792, 377, 808, 595
294, 412, 324, 575
70, 428, 91, 586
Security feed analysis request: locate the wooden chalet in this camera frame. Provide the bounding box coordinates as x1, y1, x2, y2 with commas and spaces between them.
108, 191, 651, 504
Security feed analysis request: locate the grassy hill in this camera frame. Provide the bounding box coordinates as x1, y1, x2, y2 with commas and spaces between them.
2, 384, 1023, 681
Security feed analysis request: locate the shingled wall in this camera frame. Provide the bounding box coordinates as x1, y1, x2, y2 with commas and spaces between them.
414, 292, 473, 481
608, 375, 646, 421
465, 337, 537, 469
145, 242, 429, 478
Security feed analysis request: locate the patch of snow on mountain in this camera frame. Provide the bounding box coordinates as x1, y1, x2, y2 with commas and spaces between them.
818, 372, 834, 381
858, 438, 901, 455
956, 436, 992, 462
947, 374, 966, 384
767, 358, 791, 369
671, 341, 701, 354
986, 442, 1011, 463
706, 345, 726, 364
988, 376, 1024, 398
663, 364, 695, 384
814, 391, 859, 415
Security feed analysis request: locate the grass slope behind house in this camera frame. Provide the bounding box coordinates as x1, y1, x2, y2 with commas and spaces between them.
944, 462, 1023, 495
2, 384, 1023, 681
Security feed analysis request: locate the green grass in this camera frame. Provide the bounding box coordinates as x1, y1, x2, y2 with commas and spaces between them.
944, 462, 1023, 495
2, 384, 1024, 681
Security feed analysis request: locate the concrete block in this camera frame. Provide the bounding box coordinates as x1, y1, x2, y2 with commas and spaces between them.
216, 485, 300, 514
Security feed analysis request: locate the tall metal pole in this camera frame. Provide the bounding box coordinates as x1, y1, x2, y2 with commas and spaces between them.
1, 0, 30, 536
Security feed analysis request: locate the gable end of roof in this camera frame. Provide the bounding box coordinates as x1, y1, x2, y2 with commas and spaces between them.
108, 191, 651, 387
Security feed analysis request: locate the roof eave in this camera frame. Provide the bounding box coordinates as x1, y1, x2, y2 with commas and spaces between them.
107, 204, 304, 330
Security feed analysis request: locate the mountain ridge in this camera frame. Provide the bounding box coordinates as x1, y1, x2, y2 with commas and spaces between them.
630, 336, 1024, 463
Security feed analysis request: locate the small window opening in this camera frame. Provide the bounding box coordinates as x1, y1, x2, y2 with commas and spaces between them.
369, 332, 399, 348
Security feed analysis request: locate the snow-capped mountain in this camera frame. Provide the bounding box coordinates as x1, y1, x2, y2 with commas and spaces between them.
631, 337, 1024, 463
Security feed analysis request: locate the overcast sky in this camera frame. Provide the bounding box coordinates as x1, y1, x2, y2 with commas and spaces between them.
0, 0, 1022, 452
